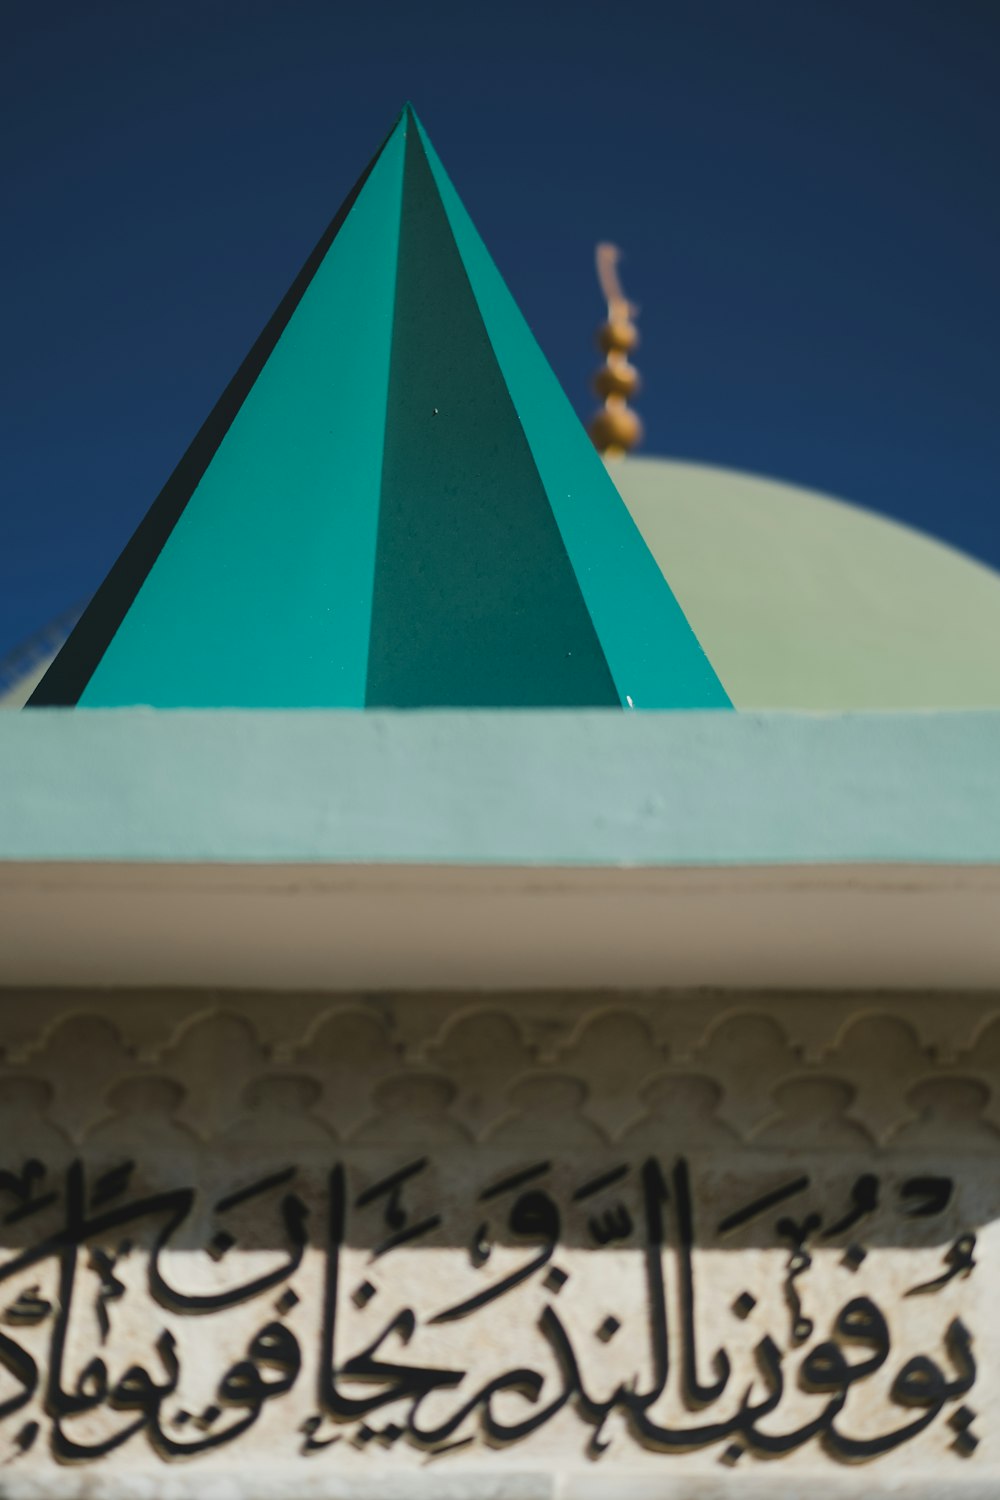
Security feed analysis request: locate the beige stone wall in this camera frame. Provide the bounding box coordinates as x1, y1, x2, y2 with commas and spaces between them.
0, 988, 996, 1497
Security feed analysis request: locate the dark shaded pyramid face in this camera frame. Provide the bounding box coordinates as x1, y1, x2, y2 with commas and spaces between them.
31, 107, 730, 711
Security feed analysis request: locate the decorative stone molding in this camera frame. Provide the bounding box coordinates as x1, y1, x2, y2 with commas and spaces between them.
0, 989, 998, 1150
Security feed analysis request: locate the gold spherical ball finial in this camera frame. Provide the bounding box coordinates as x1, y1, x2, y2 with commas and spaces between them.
597, 318, 639, 356
587, 403, 644, 457
587, 244, 642, 458
592, 360, 641, 402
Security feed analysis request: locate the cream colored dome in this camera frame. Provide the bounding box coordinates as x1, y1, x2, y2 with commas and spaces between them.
613, 457, 1000, 710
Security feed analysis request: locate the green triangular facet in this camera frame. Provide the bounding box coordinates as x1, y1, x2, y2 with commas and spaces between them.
37, 117, 407, 708
415, 116, 731, 710
365, 125, 618, 707
30, 106, 732, 711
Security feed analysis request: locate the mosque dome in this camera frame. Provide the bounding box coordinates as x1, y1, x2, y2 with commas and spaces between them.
611, 456, 1000, 712
0, 605, 82, 710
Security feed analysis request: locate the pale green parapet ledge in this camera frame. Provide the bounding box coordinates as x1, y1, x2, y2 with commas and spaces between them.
0, 710, 999, 867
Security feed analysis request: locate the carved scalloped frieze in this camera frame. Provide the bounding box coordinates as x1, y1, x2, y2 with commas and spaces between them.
0, 989, 998, 1150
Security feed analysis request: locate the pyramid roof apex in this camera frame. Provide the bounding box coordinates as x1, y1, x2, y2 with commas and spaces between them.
31, 112, 728, 711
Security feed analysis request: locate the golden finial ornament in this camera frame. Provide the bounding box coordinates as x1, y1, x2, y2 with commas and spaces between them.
587, 243, 643, 458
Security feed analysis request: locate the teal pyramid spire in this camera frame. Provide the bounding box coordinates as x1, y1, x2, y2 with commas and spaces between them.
31, 107, 731, 710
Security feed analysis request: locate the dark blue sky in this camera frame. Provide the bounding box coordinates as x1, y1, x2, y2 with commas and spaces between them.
3, 0, 998, 660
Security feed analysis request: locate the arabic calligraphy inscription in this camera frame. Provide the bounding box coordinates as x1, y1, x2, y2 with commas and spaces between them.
0, 1149, 990, 1477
